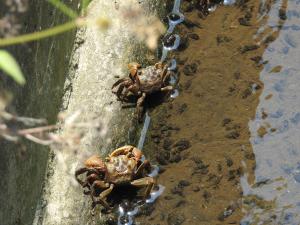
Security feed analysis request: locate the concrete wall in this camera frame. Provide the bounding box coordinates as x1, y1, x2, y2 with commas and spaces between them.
40, 1, 165, 225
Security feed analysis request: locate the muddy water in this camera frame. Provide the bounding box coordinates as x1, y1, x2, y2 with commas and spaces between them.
135, 0, 297, 224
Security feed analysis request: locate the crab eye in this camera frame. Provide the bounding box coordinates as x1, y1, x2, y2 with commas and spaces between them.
138, 71, 142, 75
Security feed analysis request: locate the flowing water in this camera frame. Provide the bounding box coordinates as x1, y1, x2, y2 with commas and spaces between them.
131, 0, 300, 224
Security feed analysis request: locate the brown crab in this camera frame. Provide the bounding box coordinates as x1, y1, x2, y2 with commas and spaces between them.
112, 62, 174, 122
75, 145, 155, 210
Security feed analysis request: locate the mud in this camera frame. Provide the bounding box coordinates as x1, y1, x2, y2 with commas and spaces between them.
135, 0, 287, 224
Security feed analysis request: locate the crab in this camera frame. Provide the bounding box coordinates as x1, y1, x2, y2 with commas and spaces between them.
112, 62, 175, 122
75, 145, 155, 210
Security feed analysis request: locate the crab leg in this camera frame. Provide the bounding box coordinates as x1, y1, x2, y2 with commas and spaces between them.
161, 86, 173, 92
136, 92, 146, 122
122, 85, 136, 100
91, 182, 113, 210
132, 73, 141, 89
159, 63, 170, 83
162, 71, 172, 85
134, 160, 151, 177
75, 167, 99, 186
83, 189, 91, 195
112, 79, 134, 101
112, 77, 128, 89
131, 176, 155, 199
82, 173, 103, 191
116, 85, 126, 101
126, 83, 141, 97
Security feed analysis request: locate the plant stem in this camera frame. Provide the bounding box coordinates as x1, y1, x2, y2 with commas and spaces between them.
80, 0, 92, 15
17, 125, 59, 135
48, 0, 78, 19
0, 21, 78, 47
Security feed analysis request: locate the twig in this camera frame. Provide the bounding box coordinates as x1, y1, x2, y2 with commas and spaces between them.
17, 125, 59, 135
24, 134, 54, 145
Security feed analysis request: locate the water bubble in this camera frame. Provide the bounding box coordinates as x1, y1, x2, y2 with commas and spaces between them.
169, 75, 178, 85
168, 59, 177, 71
170, 89, 179, 98
168, 13, 181, 22
208, 5, 217, 12
163, 34, 181, 50
223, 0, 236, 5
127, 207, 139, 216
168, 12, 184, 24
167, 12, 185, 33
118, 205, 125, 216
161, 34, 181, 61
148, 165, 159, 177
146, 185, 165, 203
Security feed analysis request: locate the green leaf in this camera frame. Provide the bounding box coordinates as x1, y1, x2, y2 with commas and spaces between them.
0, 50, 26, 85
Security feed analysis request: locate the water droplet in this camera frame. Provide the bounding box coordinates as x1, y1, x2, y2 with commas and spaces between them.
168, 59, 177, 71
171, 89, 179, 98
148, 165, 159, 177
146, 185, 165, 203
208, 5, 217, 12
169, 74, 178, 85
223, 0, 236, 5
163, 34, 181, 50
167, 12, 184, 29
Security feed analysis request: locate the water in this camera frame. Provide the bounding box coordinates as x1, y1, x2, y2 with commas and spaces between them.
223, 0, 236, 6
136, 0, 300, 224
137, 112, 151, 150
241, 0, 300, 224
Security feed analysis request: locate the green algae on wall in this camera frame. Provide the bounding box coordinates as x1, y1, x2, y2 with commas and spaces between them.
0, 1, 79, 225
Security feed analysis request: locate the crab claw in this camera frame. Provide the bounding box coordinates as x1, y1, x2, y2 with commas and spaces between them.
131, 147, 142, 161
128, 62, 141, 77
85, 155, 106, 172
154, 62, 163, 69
